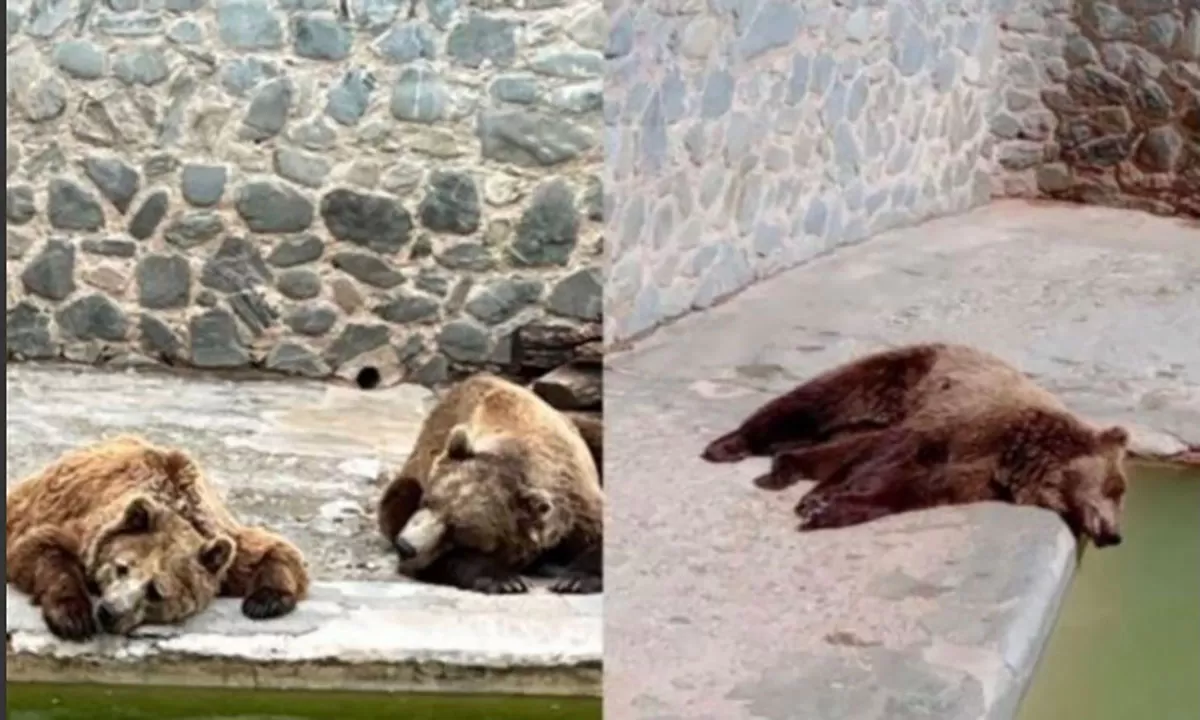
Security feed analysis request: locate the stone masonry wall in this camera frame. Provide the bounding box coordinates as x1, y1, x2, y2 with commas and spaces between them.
5, 0, 605, 389
605, 0, 1002, 343
991, 0, 1200, 215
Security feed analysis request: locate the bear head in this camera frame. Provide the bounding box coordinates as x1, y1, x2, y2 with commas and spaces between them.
1033, 425, 1130, 548
83, 494, 235, 635
394, 424, 567, 570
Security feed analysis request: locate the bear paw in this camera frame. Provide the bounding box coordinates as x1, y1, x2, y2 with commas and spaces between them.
242, 588, 298, 620
472, 574, 529, 595
550, 573, 602, 595
43, 595, 98, 642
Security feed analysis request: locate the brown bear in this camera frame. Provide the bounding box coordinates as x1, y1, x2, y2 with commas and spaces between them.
6, 435, 311, 641
702, 343, 1129, 546
377, 373, 604, 595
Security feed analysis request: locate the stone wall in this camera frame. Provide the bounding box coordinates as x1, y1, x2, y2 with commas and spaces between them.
5, 0, 605, 389
992, 0, 1200, 215
605, 0, 1001, 343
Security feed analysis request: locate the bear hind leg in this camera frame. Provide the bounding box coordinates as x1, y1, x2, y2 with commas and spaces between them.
7, 525, 98, 641
754, 429, 891, 491
417, 548, 528, 595
222, 527, 310, 620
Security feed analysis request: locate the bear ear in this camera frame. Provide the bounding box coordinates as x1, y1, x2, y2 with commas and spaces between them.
119, 495, 158, 534
198, 536, 236, 576
445, 425, 475, 461
1098, 426, 1130, 448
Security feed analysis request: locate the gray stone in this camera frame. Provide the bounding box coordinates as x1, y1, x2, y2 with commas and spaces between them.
446, 14, 517, 69
277, 269, 323, 300
412, 353, 449, 386
374, 291, 441, 324
181, 164, 227, 207
437, 320, 490, 362
607, 10, 633, 58
510, 179, 578, 267
267, 234, 324, 267
216, 0, 283, 50
348, 0, 402, 33
57, 294, 129, 342
7, 231, 36, 260
129, 190, 169, 239
320, 188, 413, 254
164, 211, 224, 249
1064, 34, 1098, 66
1067, 67, 1130, 105
228, 290, 277, 335
701, 70, 735, 118
165, 0, 208, 10
260, 342, 332, 380
376, 23, 437, 63
83, 156, 140, 215
414, 268, 451, 296
331, 251, 405, 289
54, 40, 106, 79
464, 277, 542, 324
892, 25, 927, 77
548, 82, 602, 114
113, 48, 170, 86
324, 323, 390, 367
424, 0, 456, 29
200, 235, 271, 293
190, 308, 250, 368
137, 254, 191, 309
21, 77, 67, 122
6, 186, 36, 225
1134, 81, 1173, 122
389, 65, 448, 123
1136, 125, 1185, 172
273, 148, 332, 189
81, 238, 137, 258
139, 315, 184, 360
530, 49, 604, 79
1143, 13, 1178, 53
21, 239, 76, 300
290, 118, 338, 151
240, 78, 293, 141
326, 68, 376, 126
437, 241, 495, 271
1036, 163, 1073, 193
292, 12, 352, 60
167, 18, 204, 44
284, 302, 338, 336
804, 197, 828, 236
738, 0, 801, 60
546, 268, 601, 321
265, 342, 328, 377
92, 9, 164, 37
219, 57, 279, 97
419, 171, 481, 235
48, 178, 105, 231
478, 110, 596, 167
6, 302, 55, 359
235, 180, 314, 233
491, 74, 540, 104
1081, 2, 1138, 41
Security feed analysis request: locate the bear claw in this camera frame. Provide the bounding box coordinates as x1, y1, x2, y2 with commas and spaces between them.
43, 596, 98, 642
550, 573, 602, 595
242, 588, 297, 620
473, 575, 528, 595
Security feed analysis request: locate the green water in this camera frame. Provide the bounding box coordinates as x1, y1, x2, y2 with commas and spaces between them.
5, 683, 601, 720
1018, 464, 1200, 720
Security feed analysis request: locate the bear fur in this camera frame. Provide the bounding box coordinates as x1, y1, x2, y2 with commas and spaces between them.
6, 435, 310, 641
702, 343, 1130, 546
377, 373, 604, 594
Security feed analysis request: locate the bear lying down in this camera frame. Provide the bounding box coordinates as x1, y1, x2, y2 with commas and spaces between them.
6, 436, 310, 640
703, 343, 1130, 547
377, 373, 604, 594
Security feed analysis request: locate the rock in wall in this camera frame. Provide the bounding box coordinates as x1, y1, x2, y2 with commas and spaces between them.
5, 0, 605, 388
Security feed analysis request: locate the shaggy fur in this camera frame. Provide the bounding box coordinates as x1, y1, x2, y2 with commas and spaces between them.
377, 373, 604, 595
6, 436, 310, 640
702, 343, 1129, 545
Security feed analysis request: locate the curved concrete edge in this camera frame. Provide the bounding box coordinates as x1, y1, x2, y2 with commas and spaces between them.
982, 524, 1076, 720
5, 580, 603, 698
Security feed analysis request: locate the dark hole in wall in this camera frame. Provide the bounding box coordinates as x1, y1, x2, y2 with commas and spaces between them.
355, 367, 381, 390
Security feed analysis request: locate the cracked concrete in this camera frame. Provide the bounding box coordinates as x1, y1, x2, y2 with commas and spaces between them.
603, 201, 1199, 719
5, 365, 601, 696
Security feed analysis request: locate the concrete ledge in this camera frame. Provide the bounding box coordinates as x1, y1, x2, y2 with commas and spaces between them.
6, 581, 602, 697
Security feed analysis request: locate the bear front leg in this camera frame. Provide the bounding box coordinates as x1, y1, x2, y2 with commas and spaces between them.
7, 525, 98, 641
221, 527, 310, 620
754, 430, 889, 491
549, 545, 602, 595
377, 472, 423, 549
795, 490, 898, 532
417, 548, 528, 595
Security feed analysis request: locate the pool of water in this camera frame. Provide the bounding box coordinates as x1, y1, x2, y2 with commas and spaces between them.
1018, 463, 1200, 720
5, 683, 601, 720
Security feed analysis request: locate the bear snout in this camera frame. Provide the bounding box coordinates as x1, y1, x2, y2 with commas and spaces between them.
95, 601, 122, 634
1093, 531, 1122, 548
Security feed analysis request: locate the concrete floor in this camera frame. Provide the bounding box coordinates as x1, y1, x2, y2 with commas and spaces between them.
604, 201, 1199, 719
